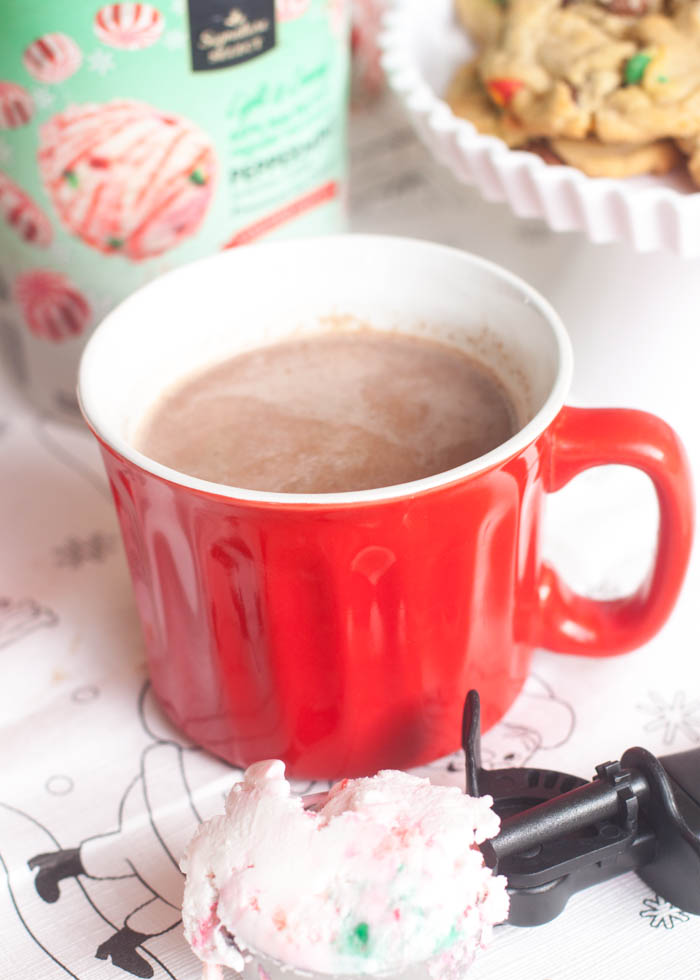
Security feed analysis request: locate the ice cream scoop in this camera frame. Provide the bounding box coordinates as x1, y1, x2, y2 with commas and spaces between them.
181, 761, 509, 980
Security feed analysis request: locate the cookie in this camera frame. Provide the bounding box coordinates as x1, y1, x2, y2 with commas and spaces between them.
450, 0, 700, 186
473, 0, 700, 143
549, 135, 682, 175
445, 67, 680, 177
595, 10, 700, 142
446, 61, 528, 145
455, 0, 506, 46
477, 0, 638, 140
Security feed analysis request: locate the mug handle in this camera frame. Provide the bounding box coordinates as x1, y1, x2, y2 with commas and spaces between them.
537, 406, 694, 655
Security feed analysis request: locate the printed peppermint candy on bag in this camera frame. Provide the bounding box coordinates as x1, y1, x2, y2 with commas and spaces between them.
38, 100, 216, 260
0, 82, 34, 129
13, 270, 91, 342
0, 172, 52, 247
93, 3, 165, 51
23, 33, 83, 84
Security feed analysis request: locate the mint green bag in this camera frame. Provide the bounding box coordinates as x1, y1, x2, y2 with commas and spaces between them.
0, 0, 349, 421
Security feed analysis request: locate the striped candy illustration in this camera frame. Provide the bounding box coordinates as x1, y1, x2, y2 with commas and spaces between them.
0, 82, 34, 129
23, 33, 82, 84
277, 0, 311, 21
94, 3, 165, 51
13, 269, 91, 342
0, 172, 52, 247
39, 100, 216, 260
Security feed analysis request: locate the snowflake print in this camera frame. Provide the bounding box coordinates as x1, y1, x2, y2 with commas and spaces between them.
86, 49, 115, 76
54, 533, 117, 568
162, 28, 186, 49
31, 88, 55, 110
0, 138, 11, 165
640, 895, 690, 929
638, 690, 700, 745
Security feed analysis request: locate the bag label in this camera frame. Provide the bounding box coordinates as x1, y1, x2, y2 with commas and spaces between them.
187, 1, 276, 71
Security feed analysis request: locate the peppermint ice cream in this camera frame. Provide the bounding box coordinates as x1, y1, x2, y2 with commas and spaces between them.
181, 761, 509, 979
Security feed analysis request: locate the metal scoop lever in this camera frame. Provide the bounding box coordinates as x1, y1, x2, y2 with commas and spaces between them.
463, 690, 700, 926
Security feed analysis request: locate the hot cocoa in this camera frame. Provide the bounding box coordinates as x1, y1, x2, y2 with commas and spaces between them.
135, 330, 518, 493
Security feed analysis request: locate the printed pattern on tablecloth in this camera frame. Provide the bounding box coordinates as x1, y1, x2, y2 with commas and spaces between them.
1, 104, 700, 980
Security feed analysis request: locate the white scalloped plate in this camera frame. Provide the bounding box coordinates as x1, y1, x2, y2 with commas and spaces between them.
380, 0, 700, 256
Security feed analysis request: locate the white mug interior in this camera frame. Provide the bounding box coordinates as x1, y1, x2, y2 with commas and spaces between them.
78, 234, 573, 504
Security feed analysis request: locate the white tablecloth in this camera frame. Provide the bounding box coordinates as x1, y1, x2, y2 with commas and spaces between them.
2, 94, 699, 980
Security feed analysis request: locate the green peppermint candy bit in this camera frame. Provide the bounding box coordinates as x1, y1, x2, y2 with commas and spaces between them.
437, 924, 460, 952
107, 237, 124, 250
63, 170, 79, 188
189, 169, 206, 185
624, 52, 652, 86
493, 0, 508, 7
353, 922, 370, 948
657, 74, 668, 83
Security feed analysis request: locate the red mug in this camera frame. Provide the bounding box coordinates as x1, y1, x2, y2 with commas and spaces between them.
78, 236, 694, 779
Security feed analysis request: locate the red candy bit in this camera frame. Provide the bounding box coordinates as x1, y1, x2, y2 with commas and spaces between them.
194, 902, 220, 948
391, 825, 412, 845
487, 77, 524, 107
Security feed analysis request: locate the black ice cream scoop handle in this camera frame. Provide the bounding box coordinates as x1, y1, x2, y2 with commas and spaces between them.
463, 690, 700, 926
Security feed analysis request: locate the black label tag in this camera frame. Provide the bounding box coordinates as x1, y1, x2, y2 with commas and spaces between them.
187, 0, 276, 72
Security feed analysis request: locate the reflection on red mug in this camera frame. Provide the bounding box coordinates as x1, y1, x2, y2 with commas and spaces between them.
78, 236, 694, 779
